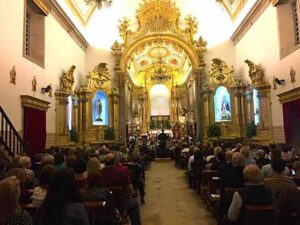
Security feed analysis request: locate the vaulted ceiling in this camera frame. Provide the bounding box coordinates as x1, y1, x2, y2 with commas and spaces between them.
56, 0, 258, 50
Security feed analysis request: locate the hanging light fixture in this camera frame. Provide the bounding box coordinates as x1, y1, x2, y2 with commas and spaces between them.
84, 0, 112, 9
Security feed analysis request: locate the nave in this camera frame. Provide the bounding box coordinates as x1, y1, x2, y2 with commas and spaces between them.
141, 159, 215, 225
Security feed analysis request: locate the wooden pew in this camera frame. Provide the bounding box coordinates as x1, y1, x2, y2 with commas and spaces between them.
84, 201, 117, 225
244, 204, 276, 225
291, 176, 300, 186
198, 170, 218, 197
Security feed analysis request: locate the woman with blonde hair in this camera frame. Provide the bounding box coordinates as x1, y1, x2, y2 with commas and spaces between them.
0, 176, 32, 225
85, 157, 102, 175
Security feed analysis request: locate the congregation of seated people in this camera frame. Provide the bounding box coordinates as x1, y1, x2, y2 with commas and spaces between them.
0, 143, 148, 225
173, 140, 300, 225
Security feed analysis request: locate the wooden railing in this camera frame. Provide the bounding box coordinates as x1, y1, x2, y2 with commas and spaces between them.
0, 106, 27, 156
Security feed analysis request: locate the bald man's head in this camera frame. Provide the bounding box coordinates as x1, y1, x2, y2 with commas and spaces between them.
232, 152, 245, 167
243, 164, 261, 184
225, 151, 234, 162
104, 153, 115, 166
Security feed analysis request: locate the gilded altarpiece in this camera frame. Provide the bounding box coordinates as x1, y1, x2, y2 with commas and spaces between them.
111, 0, 207, 141
203, 58, 247, 140
55, 65, 76, 145
244, 60, 272, 143
74, 63, 119, 144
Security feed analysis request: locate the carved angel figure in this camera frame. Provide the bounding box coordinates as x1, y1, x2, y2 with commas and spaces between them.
61, 65, 76, 93
85, 63, 110, 91
194, 36, 207, 55
244, 60, 264, 86
209, 58, 236, 85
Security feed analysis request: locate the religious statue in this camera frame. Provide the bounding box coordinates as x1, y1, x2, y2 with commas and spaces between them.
209, 58, 236, 85
273, 76, 277, 90
96, 99, 103, 121
244, 59, 265, 86
290, 67, 296, 83
85, 63, 110, 91
220, 96, 231, 121
60, 65, 76, 93
32, 76, 37, 92
10, 66, 16, 84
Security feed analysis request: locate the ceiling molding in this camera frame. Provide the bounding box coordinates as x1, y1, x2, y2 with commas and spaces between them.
277, 87, 300, 104
47, 0, 89, 51
231, 0, 270, 45
33, 0, 50, 15
64, 0, 96, 26
219, 0, 249, 21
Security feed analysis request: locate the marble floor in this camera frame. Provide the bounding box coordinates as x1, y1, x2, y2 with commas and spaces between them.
140, 159, 216, 225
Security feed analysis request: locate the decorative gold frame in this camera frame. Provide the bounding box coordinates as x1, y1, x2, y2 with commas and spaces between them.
219, 0, 248, 21
111, 0, 207, 138
65, 0, 96, 26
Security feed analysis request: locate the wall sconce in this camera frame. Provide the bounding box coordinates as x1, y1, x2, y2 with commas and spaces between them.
41, 84, 52, 94
274, 78, 285, 85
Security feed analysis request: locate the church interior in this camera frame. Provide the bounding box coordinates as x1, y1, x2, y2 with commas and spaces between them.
0, 0, 300, 224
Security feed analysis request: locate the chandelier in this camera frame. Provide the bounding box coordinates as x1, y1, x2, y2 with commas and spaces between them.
151, 57, 171, 82
84, 0, 112, 9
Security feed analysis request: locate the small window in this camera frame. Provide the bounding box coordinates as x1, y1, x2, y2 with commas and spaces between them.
292, 0, 300, 44
68, 95, 72, 130
277, 0, 300, 58
214, 86, 232, 122
253, 89, 260, 125
23, 0, 45, 67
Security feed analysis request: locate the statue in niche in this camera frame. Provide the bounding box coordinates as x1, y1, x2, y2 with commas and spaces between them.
10, 66, 16, 85
96, 99, 103, 121
61, 65, 76, 93
245, 59, 265, 86
32, 76, 37, 92
290, 67, 296, 83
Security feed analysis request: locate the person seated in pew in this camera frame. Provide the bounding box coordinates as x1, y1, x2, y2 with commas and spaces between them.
276, 186, 300, 225
261, 148, 290, 179
0, 176, 33, 225
220, 152, 245, 189
73, 159, 88, 190
127, 154, 146, 204
218, 151, 233, 177
263, 158, 296, 199
101, 153, 142, 225
6, 168, 32, 204
34, 169, 89, 225
80, 171, 106, 202
215, 152, 245, 221
240, 146, 256, 166
228, 164, 273, 224
210, 148, 226, 170
255, 149, 270, 169
31, 165, 56, 207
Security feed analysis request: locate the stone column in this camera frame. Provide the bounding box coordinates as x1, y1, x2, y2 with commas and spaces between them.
55, 91, 70, 145
117, 71, 127, 143
202, 90, 210, 138
193, 67, 205, 140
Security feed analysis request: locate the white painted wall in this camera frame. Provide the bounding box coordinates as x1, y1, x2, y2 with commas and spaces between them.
0, 0, 86, 136
235, 5, 300, 129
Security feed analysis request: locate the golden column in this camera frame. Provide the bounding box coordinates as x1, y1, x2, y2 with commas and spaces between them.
55, 91, 70, 145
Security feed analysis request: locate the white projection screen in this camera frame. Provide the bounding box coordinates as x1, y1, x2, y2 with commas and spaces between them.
150, 84, 170, 116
